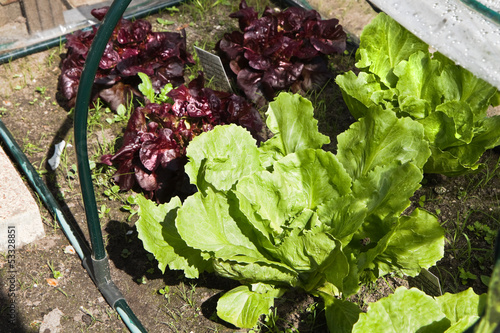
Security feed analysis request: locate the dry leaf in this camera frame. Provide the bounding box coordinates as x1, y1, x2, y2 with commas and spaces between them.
46, 278, 58, 287
63, 245, 76, 254
176, 23, 190, 30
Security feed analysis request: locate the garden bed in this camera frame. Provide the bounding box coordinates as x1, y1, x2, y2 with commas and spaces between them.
0, 0, 499, 332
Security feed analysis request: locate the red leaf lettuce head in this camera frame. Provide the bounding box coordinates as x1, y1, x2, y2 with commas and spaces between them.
59, 7, 194, 109
101, 73, 263, 203
216, 0, 346, 106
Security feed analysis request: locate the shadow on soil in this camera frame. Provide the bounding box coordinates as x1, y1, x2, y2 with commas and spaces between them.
41, 112, 91, 248
0, 276, 29, 332
0, 112, 84, 333
104, 218, 241, 287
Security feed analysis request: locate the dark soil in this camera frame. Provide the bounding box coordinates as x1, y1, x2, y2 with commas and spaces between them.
0, 1, 498, 332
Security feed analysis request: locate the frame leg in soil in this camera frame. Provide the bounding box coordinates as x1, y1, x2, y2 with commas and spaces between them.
73, 0, 146, 332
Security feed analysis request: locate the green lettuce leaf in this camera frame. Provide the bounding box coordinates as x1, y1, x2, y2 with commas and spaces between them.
351, 215, 398, 281
135, 195, 209, 278
445, 317, 481, 333
234, 170, 290, 237
355, 12, 428, 88
216, 283, 284, 329
137, 72, 155, 103
337, 106, 430, 180
418, 103, 473, 151
335, 71, 388, 119
336, 13, 500, 176
352, 162, 423, 222
275, 230, 348, 291
352, 287, 484, 333
424, 116, 500, 176
436, 52, 497, 121
352, 287, 450, 333
351, 206, 444, 282
260, 92, 330, 165
176, 188, 263, 259
212, 256, 298, 286
185, 124, 263, 193
375, 208, 444, 277
435, 288, 486, 326
324, 296, 362, 333
394, 51, 442, 119
341, 252, 361, 297
473, 257, 500, 333
422, 146, 473, 176
316, 194, 367, 242
446, 116, 500, 167
434, 101, 474, 145
272, 149, 352, 210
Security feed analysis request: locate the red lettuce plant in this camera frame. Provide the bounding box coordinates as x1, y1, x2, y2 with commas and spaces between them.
216, 0, 347, 106
101, 73, 263, 202
59, 7, 194, 110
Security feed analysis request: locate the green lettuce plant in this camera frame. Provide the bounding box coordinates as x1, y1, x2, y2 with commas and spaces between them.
332, 237, 500, 333
136, 92, 444, 330
473, 252, 500, 333
336, 13, 500, 176
350, 287, 486, 333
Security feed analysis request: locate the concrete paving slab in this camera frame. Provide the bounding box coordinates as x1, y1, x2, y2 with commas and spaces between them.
0, 144, 44, 252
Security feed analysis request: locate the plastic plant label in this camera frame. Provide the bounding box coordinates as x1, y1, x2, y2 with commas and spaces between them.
48, 141, 66, 170
194, 46, 233, 92
411, 268, 443, 296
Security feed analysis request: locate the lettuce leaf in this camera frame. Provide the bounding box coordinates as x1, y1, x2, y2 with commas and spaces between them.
355, 12, 428, 88
375, 208, 444, 277
350, 287, 485, 333
324, 296, 362, 333
335, 71, 393, 119
185, 124, 263, 193
394, 51, 442, 119
135, 195, 210, 278
337, 105, 430, 180
176, 188, 264, 260
272, 148, 351, 211
436, 52, 497, 120
474, 256, 500, 333
264, 92, 330, 155
60, 8, 194, 109
260, 92, 330, 167
435, 288, 486, 326
216, 284, 285, 329
352, 287, 449, 333
215, 1, 346, 106
212, 255, 298, 286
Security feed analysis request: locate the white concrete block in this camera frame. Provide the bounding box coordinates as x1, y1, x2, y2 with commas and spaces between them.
0, 145, 45, 252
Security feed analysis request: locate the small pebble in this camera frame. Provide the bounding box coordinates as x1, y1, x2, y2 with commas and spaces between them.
434, 186, 447, 194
